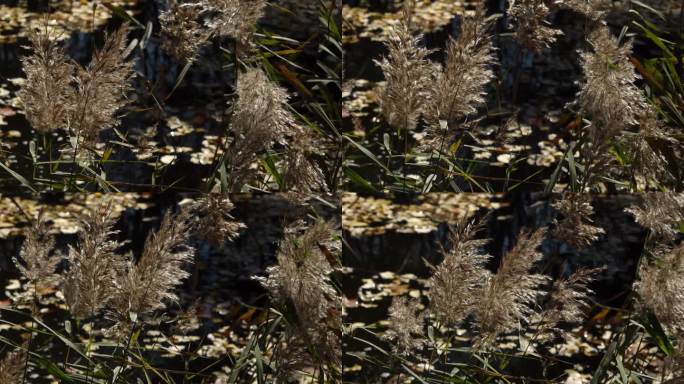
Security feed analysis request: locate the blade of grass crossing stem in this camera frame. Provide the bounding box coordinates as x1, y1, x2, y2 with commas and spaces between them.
262, 153, 284, 190
344, 168, 378, 193
164, 61, 193, 102
567, 146, 578, 191
0, 162, 36, 192
641, 313, 674, 355
545, 142, 576, 195
344, 136, 392, 174
37, 359, 75, 382
591, 323, 638, 384
400, 364, 430, 384
218, 160, 229, 194
102, 3, 145, 28
254, 343, 265, 384
228, 332, 258, 383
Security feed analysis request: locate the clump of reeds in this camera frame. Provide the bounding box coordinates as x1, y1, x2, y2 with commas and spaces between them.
370, 218, 601, 361
375, 1, 500, 162
13, 204, 197, 338
255, 220, 341, 379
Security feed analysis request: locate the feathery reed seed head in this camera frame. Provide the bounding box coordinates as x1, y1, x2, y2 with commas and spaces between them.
159, 1, 212, 63
509, 0, 563, 51
552, 193, 605, 248
626, 192, 684, 241
0, 348, 27, 384
227, 67, 299, 191
374, 1, 435, 132
193, 192, 245, 245
560, 0, 614, 20
578, 25, 645, 142
203, 0, 266, 51
542, 267, 600, 329
384, 296, 425, 355
256, 220, 341, 371
636, 244, 684, 334
70, 24, 134, 148
63, 204, 125, 319
428, 217, 492, 326
19, 26, 75, 134
422, 10, 496, 150
13, 214, 62, 293
108, 209, 194, 336
474, 228, 549, 347
283, 132, 329, 202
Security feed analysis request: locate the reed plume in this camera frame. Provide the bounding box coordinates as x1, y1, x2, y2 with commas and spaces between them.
63, 204, 125, 320
636, 244, 684, 334
108, 209, 195, 336
158, 0, 265, 61
203, 0, 266, 51
374, 0, 434, 132
159, 1, 212, 63
428, 217, 492, 327
421, 10, 496, 151
542, 267, 600, 329
560, 0, 613, 20
192, 191, 245, 245
509, 0, 563, 51
13, 214, 62, 294
18, 26, 75, 134
384, 296, 425, 355
578, 25, 644, 145
0, 348, 27, 384
552, 193, 605, 248
474, 228, 549, 347
283, 132, 329, 202
70, 24, 134, 149
626, 192, 684, 241
226, 67, 299, 191
256, 220, 341, 375
626, 109, 677, 185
